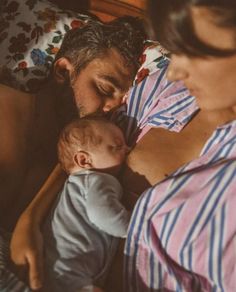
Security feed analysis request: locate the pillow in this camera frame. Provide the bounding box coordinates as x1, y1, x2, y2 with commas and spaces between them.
134, 41, 170, 85
0, 0, 91, 92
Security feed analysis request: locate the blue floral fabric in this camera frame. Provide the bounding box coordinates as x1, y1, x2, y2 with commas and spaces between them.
0, 0, 91, 92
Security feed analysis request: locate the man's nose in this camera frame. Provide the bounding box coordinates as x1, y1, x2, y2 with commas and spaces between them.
167, 55, 189, 82
102, 97, 123, 112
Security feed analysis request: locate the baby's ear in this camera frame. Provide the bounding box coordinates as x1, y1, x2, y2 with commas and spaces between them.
53, 57, 73, 83
74, 151, 92, 169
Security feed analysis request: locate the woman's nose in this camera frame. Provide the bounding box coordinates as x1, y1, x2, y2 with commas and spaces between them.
167, 55, 189, 82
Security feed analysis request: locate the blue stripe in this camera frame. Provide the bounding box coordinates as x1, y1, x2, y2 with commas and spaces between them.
181, 109, 199, 124
202, 128, 222, 155
127, 84, 137, 116
217, 204, 225, 290
127, 82, 140, 118
139, 66, 168, 119
162, 81, 188, 95
164, 204, 184, 249
124, 193, 144, 291
149, 173, 192, 219
150, 251, 154, 290
129, 77, 147, 118
213, 285, 217, 292
158, 262, 163, 288
202, 126, 231, 156
125, 188, 153, 292
180, 161, 236, 267
188, 243, 193, 271
201, 162, 236, 231
171, 99, 194, 115
211, 133, 236, 162
209, 217, 215, 280
159, 213, 170, 241
152, 94, 194, 117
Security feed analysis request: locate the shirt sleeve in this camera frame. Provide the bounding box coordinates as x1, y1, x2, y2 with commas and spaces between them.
110, 62, 198, 146
86, 173, 130, 238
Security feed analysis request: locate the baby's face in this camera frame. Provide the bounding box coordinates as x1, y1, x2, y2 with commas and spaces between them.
89, 123, 129, 175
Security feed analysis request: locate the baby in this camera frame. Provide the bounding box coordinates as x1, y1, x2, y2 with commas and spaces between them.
42, 117, 130, 292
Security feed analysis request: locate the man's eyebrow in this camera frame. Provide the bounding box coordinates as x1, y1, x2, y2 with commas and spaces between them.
98, 74, 123, 90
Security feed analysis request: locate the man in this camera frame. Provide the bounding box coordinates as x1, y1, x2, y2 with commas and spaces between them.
0, 17, 145, 231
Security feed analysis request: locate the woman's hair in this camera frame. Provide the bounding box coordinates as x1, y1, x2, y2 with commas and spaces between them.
57, 116, 112, 172
54, 16, 146, 77
148, 0, 236, 57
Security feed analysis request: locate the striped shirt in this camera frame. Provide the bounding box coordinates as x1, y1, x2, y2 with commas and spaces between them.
120, 64, 236, 291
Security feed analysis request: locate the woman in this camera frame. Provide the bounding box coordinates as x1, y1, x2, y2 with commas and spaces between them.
10, 1, 236, 291
124, 0, 236, 291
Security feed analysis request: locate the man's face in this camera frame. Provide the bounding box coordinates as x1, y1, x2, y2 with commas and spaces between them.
70, 48, 134, 117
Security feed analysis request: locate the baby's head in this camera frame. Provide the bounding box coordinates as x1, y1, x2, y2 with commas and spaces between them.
58, 117, 129, 175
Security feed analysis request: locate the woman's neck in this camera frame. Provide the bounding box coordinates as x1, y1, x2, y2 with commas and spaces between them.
199, 107, 236, 128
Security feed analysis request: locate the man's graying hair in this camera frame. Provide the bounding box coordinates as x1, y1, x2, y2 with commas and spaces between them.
54, 16, 146, 77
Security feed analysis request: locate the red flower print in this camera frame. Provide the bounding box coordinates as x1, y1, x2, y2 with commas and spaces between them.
70, 19, 83, 29
51, 47, 59, 54
18, 61, 27, 69
136, 68, 150, 84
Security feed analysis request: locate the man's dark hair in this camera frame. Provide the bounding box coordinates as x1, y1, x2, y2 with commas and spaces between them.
54, 16, 146, 77
148, 0, 236, 57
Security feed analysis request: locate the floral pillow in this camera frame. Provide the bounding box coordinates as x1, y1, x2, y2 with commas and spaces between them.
134, 41, 170, 85
0, 0, 91, 92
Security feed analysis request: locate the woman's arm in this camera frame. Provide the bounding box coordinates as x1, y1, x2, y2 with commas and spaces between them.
10, 164, 67, 290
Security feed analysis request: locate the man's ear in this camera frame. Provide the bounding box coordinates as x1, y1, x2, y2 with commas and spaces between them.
53, 57, 74, 83
74, 151, 93, 169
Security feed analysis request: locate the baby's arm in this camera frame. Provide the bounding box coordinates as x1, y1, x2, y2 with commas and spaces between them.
86, 173, 130, 238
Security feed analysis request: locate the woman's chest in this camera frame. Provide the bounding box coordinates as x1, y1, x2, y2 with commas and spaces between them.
122, 114, 218, 198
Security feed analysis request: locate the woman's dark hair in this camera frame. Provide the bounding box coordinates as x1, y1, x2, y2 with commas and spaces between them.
148, 0, 236, 57
54, 16, 146, 77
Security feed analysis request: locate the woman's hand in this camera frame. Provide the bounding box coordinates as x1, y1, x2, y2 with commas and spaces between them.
10, 214, 44, 290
